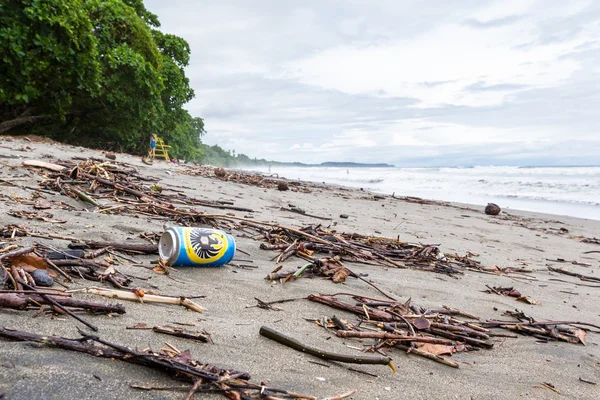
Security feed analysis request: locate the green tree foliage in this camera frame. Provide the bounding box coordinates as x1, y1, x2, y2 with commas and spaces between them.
0, 0, 203, 159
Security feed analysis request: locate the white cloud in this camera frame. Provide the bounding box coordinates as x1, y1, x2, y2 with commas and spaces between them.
285, 22, 588, 108
145, 0, 600, 166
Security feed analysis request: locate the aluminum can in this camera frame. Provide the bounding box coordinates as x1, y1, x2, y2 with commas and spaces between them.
158, 227, 236, 267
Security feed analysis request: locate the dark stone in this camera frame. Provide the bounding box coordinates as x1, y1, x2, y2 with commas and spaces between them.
485, 203, 501, 216
339, 214, 349, 219
31, 269, 54, 287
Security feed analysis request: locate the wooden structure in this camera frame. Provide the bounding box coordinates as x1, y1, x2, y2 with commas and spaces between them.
149, 136, 171, 160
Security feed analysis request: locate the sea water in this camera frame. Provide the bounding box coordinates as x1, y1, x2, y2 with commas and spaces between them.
246, 165, 600, 220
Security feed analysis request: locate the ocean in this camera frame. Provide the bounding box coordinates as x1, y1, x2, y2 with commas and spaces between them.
245, 165, 600, 220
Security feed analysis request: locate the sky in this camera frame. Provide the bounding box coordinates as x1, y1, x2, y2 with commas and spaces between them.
145, 0, 600, 167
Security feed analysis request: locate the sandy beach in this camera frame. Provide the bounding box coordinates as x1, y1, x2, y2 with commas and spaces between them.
1, 135, 599, 400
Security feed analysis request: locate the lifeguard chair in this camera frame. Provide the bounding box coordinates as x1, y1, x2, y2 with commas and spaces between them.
150, 136, 171, 160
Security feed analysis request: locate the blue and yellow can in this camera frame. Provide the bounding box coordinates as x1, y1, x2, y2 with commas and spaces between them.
158, 227, 236, 267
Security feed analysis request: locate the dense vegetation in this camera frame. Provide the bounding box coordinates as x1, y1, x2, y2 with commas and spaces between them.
0, 0, 204, 160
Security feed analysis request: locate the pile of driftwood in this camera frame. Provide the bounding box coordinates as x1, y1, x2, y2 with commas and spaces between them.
0, 327, 353, 400
304, 293, 493, 368
179, 165, 314, 193
257, 293, 595, 370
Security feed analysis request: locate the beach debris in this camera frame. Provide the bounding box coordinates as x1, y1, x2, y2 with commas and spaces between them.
277, 181, 289, 191
104, 152, 116, 160
78, 287, 205, 313
574, 236, 600, 245
534, 382, 560, 394
548, 266, 600, 283
180, 165, 314, 192
281, 206, 332, 220
339, 214, 349, 219
254, 223, 477, 277
126, 323, 212, 343
158, 227, 236, 267
213, 167, 227, 177
30, 269, 53, 286
485, 203, 501, 215
482, 310, 597, 344
303, 293, 494, 368
0, 327, 334, 400
22, 160, 66, 172
259, 325, 393, 367
484, 285, 542, 305
0, 292, 125, 315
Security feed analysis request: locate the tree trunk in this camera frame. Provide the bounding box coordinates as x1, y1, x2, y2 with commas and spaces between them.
0, 115, 52, 133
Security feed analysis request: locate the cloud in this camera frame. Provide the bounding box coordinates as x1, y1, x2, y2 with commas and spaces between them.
144, 0, 600, 166
462, 15, 523, 29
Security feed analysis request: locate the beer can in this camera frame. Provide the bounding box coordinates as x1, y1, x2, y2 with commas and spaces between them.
158, 227, 236, 267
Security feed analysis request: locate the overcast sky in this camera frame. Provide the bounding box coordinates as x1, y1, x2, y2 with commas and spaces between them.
145, 0, 600, 166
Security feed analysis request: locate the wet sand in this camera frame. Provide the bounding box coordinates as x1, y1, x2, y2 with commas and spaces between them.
1, 136, 599, 400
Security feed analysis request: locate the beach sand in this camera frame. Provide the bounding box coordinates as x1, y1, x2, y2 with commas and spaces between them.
1, 136, 599, 400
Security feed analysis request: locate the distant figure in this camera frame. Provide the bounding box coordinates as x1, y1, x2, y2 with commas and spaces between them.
347, 169, 349, 175
149, 134, 157, 160
268, 165, 271, 173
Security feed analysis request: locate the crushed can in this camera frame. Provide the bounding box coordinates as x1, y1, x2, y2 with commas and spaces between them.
158, 227, 236, 267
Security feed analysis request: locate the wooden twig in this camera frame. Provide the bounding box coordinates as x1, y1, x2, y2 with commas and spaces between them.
19, 281, 99, 331
0, 293, 125, 314
259, 326, 392, 366
336, 330, 454, 345
79, 287, 205, 313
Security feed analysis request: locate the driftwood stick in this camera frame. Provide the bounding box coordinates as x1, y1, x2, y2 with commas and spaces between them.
0, 327, 249, 383
345, 267, 397, 301
80, 287, 205, 313
483, 320, 600, 331
0, 246, 35, 261
1, 265, 17, 290
548, 267, 600, 283
336, 330, 454, 345
428, 322, 490, 339
75, 240, 157, 254
428, 327, 493, 349
259, 326, 392, 365
42, 257, 73, 282
307, 294, 395, 321
0, 293, 125, 314
152, 325, 209, 343
10, 267, 23, 291
19, 281, 99, 331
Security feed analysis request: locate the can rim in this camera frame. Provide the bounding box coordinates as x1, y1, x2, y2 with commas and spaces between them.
158, 229, 178, 265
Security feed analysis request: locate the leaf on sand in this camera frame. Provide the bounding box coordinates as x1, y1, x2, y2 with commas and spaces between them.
574, 329, 586, 345
417, 343, 456, 356
332, 268, 350, 283
516, 296, 542, 305
33, 201, 52, 210
11, 254, 47, 269
412, 318, 431, 330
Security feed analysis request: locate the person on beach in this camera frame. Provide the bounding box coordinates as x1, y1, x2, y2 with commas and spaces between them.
149, 134, 157, 160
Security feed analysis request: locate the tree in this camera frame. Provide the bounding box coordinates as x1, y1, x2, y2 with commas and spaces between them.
0, 0, 101, 132
0, 0, 202, 158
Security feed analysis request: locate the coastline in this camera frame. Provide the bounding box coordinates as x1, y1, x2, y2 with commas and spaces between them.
241, 165, 600, 221
1, 136, 600, 399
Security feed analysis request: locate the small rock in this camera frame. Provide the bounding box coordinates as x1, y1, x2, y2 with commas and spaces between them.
31, 269, 54, 287
277, 181, 289, 191
485, 203, 501, 216
105, 152, 116, 160
339, 214, 349, 219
